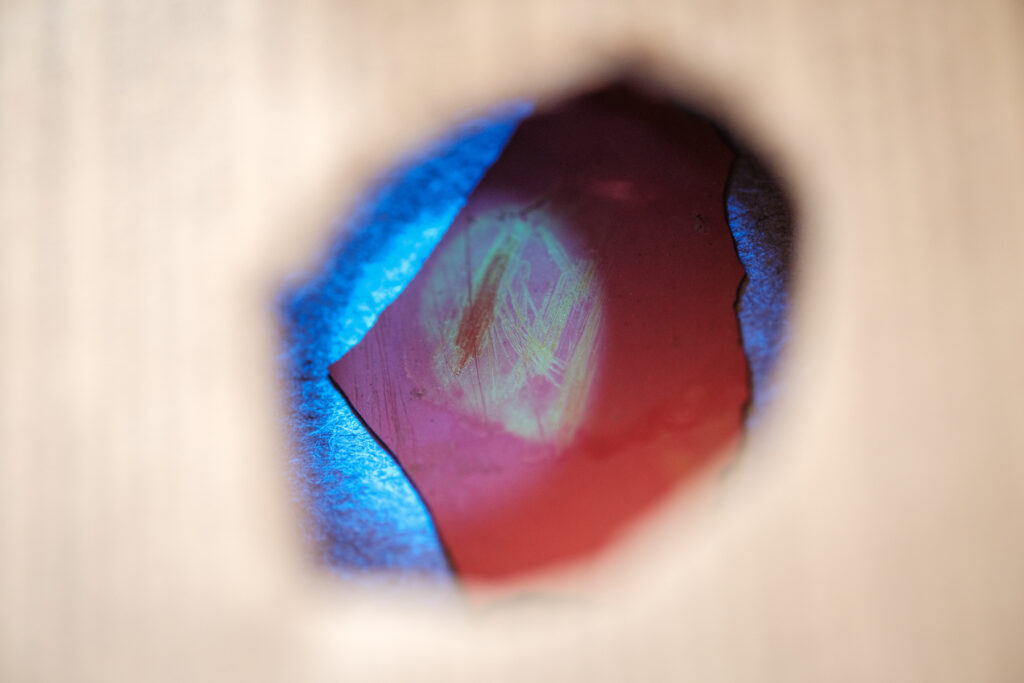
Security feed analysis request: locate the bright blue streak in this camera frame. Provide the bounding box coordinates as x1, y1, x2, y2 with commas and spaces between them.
727, 179, 793, 424
278, 103, 532, 579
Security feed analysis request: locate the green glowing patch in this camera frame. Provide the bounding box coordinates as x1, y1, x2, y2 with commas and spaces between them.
419, 208, 602, 444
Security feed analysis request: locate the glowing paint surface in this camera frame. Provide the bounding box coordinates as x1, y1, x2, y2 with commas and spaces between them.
330, 87, 750, 579
281, 90, 793, 579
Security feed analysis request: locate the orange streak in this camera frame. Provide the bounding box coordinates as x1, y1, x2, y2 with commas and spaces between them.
452, 248, 510, 375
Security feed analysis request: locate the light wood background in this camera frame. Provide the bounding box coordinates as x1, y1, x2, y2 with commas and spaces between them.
2, 0, 1023, 680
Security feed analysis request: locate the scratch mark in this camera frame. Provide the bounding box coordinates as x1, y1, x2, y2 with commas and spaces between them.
453, 247, 511, 375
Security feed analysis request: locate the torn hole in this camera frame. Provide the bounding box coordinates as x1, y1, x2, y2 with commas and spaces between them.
279, 80, 796, 583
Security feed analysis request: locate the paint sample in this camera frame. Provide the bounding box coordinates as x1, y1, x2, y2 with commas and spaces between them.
330, 86, 749, 580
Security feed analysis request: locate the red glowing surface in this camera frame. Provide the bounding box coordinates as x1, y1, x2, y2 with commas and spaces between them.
330, 87, 748, 580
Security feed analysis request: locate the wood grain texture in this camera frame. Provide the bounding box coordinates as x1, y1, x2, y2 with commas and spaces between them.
2, 0, 1023, 680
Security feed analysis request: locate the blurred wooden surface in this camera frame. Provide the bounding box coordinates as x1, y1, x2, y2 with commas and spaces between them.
2, 0, 1024, 680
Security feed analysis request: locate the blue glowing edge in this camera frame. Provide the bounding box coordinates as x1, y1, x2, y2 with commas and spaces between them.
279, 104, 533, 579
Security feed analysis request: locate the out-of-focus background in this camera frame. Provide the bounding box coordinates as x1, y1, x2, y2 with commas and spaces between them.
2, 0, 1024, 680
